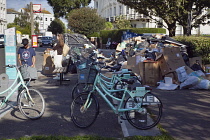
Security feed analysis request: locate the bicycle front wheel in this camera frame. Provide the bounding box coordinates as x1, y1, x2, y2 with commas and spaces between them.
18, 88, 45, 120
71, 83, 93, 100
70, 93, 99, 128
124, 92, 162, 130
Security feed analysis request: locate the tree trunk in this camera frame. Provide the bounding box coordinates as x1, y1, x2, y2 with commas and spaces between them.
183, 26, 191, 36
167, 22, 176, 37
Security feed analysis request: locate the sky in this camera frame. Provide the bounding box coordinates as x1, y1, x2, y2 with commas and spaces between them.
7, 0, 94, 26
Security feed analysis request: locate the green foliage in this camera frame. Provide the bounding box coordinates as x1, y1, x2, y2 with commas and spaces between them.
114, 15, 131, 29
47, 0, 91, 18
100, 28, 166, 44
48, 18, 66, 34
173, 36, 210, 64
87, 32, 100, 38
104, 22, 113, 30
67, 7, 106, 36
117, 0, 210, 36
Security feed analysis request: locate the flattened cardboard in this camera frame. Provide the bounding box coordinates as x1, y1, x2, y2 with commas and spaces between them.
156, 47, 186, 75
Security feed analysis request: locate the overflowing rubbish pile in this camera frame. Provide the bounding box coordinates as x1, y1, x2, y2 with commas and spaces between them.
115, 33, 210, 90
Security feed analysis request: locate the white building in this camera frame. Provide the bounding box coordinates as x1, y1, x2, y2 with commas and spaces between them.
6, 8, 54, 35
94, 0, 210, 35
0, 0, 7, 34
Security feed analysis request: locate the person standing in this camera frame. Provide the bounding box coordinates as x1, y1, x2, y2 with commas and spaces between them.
52, 34, 64, 68
18, 38, 36, 67
52, 34, 64, 79
18, 38, 36, 86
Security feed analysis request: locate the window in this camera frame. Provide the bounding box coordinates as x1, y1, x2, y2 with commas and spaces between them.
45, 18, 47, 21
119, 6, 122, 15
126, 6, 129, 14
96, 2, 98, 8
50, 18, 52, 21
114, 7, 116, 16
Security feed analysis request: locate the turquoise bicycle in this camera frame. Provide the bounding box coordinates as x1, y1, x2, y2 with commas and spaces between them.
0, 65, 45, 119
71, 53, 141, 100
70, 60, 163, 130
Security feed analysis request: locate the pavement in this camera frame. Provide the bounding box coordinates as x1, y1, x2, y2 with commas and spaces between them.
0, 47, 210, 140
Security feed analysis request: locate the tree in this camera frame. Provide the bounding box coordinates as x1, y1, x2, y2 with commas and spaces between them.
176, 1, 210, 35
114, 15, 131, 29
47, 0, 91, 18
48, 18, 66, 34
117, 0, 210, 36
67, 7, 106, 36
104, 22, 114, 30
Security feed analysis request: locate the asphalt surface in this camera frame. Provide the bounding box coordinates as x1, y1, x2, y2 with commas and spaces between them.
0, 46, 210, 140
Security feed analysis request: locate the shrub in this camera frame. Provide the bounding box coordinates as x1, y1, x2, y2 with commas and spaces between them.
173, 36, 210, 65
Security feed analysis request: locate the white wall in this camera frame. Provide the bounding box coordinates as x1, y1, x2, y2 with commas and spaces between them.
0, 0, 7, 34
94, 0, 210, 35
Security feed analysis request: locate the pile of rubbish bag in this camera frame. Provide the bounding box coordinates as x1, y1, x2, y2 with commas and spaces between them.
113, 33, 210, 90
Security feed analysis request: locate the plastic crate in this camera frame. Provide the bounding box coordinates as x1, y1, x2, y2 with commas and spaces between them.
77, 61, 98, 83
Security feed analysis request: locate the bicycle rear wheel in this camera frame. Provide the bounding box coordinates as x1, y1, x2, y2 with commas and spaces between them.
70, 93, 99, 128
124, 92, 162, 130
71, 83, 93, 100
18, 88, 45, 120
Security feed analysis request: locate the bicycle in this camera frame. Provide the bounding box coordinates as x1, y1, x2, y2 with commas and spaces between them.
0, 65, 45, 120
71, 54, 141, 100
70, 60, 163, 130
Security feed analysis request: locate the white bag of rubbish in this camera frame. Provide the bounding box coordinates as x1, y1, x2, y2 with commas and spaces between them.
180, 76, 200, 89
176, 66, 188, 83
190, 79, 210, 90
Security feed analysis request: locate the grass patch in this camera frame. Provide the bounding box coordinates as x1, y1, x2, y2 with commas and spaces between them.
1, 124, 174, 140
0, 133, 175, 140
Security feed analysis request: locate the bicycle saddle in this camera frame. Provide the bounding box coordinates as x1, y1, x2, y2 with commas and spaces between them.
121, 79, 135, 85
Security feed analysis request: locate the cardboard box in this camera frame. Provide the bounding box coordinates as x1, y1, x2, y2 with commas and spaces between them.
156, 47, 186, 75
139, 61, 162, 86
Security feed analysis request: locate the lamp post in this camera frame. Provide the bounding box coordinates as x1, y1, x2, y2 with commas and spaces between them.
30, 2, 34, 36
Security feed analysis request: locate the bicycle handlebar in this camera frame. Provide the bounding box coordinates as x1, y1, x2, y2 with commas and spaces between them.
4, 65, 16, 68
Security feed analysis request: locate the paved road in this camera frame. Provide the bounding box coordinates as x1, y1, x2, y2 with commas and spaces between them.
0, 46, 210, 140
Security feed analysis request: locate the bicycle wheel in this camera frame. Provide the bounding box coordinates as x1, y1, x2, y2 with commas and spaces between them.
124, 92, 162, 130
71, 83, 93, 100
18, 88, 45, 120
70, 92, 99, 128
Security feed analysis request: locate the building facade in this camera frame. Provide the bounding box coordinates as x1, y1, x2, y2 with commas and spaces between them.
6, 8, 54, 35
94, 0, 210, 35
0, 0, 7, 34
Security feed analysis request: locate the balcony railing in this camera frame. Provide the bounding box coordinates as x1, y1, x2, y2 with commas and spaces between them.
106, 14, 150, 22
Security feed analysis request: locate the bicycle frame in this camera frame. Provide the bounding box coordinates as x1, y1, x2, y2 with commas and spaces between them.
0, 66, 31, 107
88, 72, 150, 115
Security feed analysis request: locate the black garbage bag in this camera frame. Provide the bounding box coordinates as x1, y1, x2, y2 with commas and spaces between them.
145, 50, 156, 60
181, 52, 190, 67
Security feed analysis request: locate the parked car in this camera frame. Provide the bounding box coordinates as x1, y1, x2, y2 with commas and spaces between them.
0, 34, 4, 48
37, 36, 42, 47
39, 36, 54, 47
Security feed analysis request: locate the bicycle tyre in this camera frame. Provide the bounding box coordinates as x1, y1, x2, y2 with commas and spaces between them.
71, 83, 93, 100
18, 88, 45, 120
70, 92, 99, 128
124, 92, 162, 130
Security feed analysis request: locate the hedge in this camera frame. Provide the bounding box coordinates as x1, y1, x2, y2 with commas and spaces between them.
173, 36, 210, 65
99, 28, 166, 44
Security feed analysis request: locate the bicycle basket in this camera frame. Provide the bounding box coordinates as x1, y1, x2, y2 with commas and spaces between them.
77, 60, 98, 84
19, 65, 38, 81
